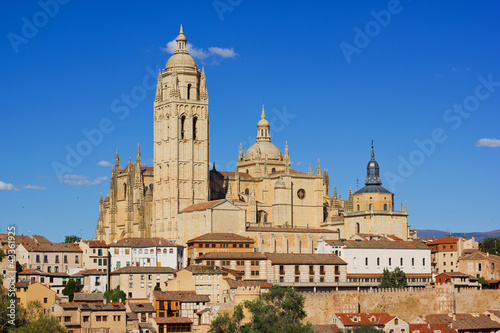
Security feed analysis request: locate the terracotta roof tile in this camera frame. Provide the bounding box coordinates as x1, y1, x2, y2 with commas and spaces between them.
187, 232, 254, 243
81, 240, 108, 248
224, 278, 273, 289
111, 237, 181, 248
426, 236, 460, 246
314, 324, 340, 333
269, 169, 306, 176
333, 240, 430, 250
19, 242, 82, 253
184, 265, 242, 276
424, 314, 500, 330
410, 323, 458, 333
335, 313, 396, 326
459, 251, 500, 263
265, 253, 346, 265
180, 199, 226, 213
73, 293, 104, 302
153, 290, 210, 303
129, 302, 156, 313
196, 252, 267, 261
154, 316, 193, 324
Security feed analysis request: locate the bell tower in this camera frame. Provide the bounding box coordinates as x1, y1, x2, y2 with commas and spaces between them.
153, 25, 209, 242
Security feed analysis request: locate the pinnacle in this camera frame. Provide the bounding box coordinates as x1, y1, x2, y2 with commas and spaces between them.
261, 104, 266, 119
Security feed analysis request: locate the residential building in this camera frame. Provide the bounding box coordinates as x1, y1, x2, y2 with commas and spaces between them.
17, 268, 73, 295
165, 265, 242, 303
152, 290, 211, 326
72, 269, 107, 293
14, 281, 56, 311
316, 239, 432, 287
127, 302, 156, 327
427, 236, 478, 274
458, 251, 500, 289
435, 272, 479, 290
16, 241, 82, 273
78, 239, 109, 273
194, 252, 269, 280
484, 310, 500, 324
49, 301, 127, 333
223, 279, 273, 305
110, 266, 176, 299
409, 323, 458, 333
186, 232, 255, 266
109, 237, 184, 271
416, 314, 500, 333
329, 313, 409, 333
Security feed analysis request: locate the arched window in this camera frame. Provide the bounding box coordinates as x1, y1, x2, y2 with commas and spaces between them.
369, 203, 372, 210
271, 168, 276, 173
187, 84, 191, 100
123, 183, 127, 199
384, 204, 387, 211
193, 117, 198, 140
149, 184, 153, 193
357, 204, 360, 211
246, 169, 249, 174
244, 188, 249, 195
258, 210, 268, 224
180, 115, 186, 139
355, 222, 360, 233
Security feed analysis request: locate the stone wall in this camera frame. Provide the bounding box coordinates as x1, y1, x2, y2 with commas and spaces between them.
302, 286, 500, 325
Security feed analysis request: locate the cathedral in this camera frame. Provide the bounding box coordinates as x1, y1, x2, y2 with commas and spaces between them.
96, 26, 412, 253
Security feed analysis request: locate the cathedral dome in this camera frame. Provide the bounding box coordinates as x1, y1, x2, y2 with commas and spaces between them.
165, 25, 197, 70
245, 141, 283, 161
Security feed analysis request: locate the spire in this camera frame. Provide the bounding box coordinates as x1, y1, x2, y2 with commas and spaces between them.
284, 141, 289, 159
136, 144, 141, 163
175, 24, 188, 54
365, 141, 382, 186
401, 201, 404, 211
256, 105, 271, 142
201, 66, 205, 76
316, 159, 321, 176
405, 200, 407, 212
239, 143, 243, 161
308, 163, 312, 175
114, 149, 121, 171
333, 186, 337, 199
225, 181, 233, 203
100, 193, 103, 205
349, 187, 353, 198
155, 69, 162, 102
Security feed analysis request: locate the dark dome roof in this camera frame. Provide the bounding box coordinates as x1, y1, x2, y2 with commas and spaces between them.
355, 185, 391, 194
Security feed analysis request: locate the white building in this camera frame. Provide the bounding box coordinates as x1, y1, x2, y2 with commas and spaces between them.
316, 239, 431, 287
109, 237, 184, 272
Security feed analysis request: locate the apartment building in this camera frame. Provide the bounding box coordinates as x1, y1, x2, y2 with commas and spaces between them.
426, 236, 478, 274
186, 232, 255, 265
78, 239, 109, 272
458, 251, 500, 288
110, 266, 176, 299
16, 241, 82, 273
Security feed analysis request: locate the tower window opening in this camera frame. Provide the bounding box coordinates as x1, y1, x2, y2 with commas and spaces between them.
355, 222, 360, 233
180, 115, 186, 139
271, 168, 276, 173
357, 204, 360, 211
193, 117, 198, 140
384, 204, 387, 211
244, 188, 249, 195
187, 84, 191, 100
369, 203, 372, 210
123, 183, 127, 200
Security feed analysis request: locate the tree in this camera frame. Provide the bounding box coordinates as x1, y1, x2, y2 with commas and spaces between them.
154, 285, 162, 291
12, 301, 66, 333
480, 237, 500, 255
62, 279, 78, 302
104, 285, 126, 304
210, 285, 313, 333
478, 276, 490, 289
379, 267, 408, 289
352, 324, 385, 333
64, 235, 81, 243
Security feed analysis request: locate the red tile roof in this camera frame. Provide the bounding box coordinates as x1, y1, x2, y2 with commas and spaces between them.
111, 237, 180, 248
129, 302, 156, 313
183, 265, 243, 277
187, 232, 254, 243
19, 242, 82, 253
335, 313, 396, 326
81, 240, 108, 248
154, 317, 193, 324
196, 252, 267, 261
459, 251, 500, 263
265, 253, 346, 265
153, 290, 210, 302
426, 236, 460, 246
110, 266, 176, 275
424, 314, 500, 330
410, 323, 458, 333
332, 240, 430, 250
269, 169, 307, 176
180, 199, 226, 213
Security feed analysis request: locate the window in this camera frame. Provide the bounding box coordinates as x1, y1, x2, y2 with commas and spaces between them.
377, 257, 380, 266
384, 204, 387, 211
389, 258, 392, 266
279, 265, 285, 275
478, 263, 482, 271
96, 316, 102, 322
129, 275, 133, 280
141, 282, 145, 288
192, 116, 197, 139
125, 249, 130, 255
115, 249, 119, 255
357, 204, 360, 211
395, 318, 399, 325
295, 265, 300, 275
180, 115, 186, 139
116, 261, 121, 269
169, 248, 174, 254
365, 258, 368, 266
55, 255, 59, 263
83, 316, 89, 322
36, 255, 40, 263
43, 297, 48, 303
423, 258, 426, 266
64, 316, 71, 322
320, 266, 325, 275
355, 223, 360, 233
44, 255, 48, 263
369, 203, 372, 210
412, 258, 415, 266
75, 255, 79, 263
400, 258, 403, 266
47, 266, 51, 273
187, 84, 192, 100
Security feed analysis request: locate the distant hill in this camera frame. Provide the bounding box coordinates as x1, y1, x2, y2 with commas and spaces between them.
416, 229, 500, 242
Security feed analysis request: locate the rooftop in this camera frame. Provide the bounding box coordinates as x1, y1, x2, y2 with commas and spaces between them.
153, 290, 210, 303
111, 266, 176, 275
265, 253, 346, 265
180, 199, 226, 213
187, 232, 254, 243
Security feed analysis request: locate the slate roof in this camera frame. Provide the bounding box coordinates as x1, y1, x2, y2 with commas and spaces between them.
354, 185, 392, 194
187, 232, 254, 243
180, 199, 226, 213
196, 252, 268, 260
153, 290, 210, 302
111, 266, 176, 275
335, 313, 396, 326
246, 226, 337, 234
265, 253, 346, 265
129, 302, 156, 313
111, 237, 180, 248
424, 314, 500, 330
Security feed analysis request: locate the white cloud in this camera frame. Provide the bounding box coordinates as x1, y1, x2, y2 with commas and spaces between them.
208, 47, 238, 58
22, 185, 46, 191
0, 181, 17, 191
476, 138, 500, 148
98, 160, 112, 167
60, 175, 108, 186
162, 40, 237, 62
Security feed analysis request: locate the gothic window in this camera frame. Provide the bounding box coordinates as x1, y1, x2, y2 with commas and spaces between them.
193, 117, 197, 140
246, 169, 249, 174
384, 204, 387, 211
123, 183, 127, 200
180, 115, 186, 139
369, 203, 372, 210
149, 184, 153, 193
258, 210, 268, 224
355, 222, 360, 233
244, 188, 249, 195
357, 204, 360, 211
187, 84, 191, 100
271, 168, 276, 173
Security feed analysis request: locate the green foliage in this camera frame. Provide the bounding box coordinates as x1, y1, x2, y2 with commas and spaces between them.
379, 267, 408, 289
62, 279, 78, 302
479, 237, 500, 255
104, 285, 126, 304
352, 324, 385, 333
154, 285, 162, 291
209, 285, 313, 333
478, 276, 490, 289
64, 235, 81, 243
0, 249, 6, 262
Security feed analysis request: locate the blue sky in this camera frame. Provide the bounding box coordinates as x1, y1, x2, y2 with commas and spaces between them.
1, 1, 499, 241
